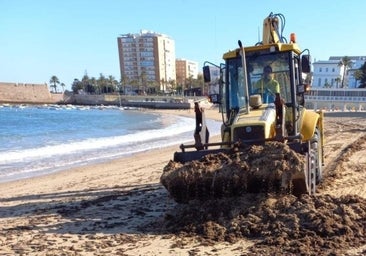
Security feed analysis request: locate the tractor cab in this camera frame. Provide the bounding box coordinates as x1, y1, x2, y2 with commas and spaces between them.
204, 42, 312, 140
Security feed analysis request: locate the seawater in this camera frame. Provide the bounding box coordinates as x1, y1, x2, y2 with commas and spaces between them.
0, 104, 221, 183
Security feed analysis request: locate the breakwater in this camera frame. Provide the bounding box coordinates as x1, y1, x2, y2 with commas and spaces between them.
0, 82, 205, 109
0, 82, 63, 104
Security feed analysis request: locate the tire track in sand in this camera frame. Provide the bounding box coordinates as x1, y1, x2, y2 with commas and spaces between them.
319, 132, 366, 198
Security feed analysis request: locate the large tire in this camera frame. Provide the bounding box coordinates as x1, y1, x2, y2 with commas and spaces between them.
311, 128, 323, 184
307, 142, 317, 195
307, 128, 322, 195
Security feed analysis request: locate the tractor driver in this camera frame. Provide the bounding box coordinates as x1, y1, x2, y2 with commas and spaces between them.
253, 65, 280, 103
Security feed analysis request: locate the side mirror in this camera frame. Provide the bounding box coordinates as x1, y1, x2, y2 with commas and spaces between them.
203, 66, 211, 83
301, 55, 311, 73
203, 62, 223, 104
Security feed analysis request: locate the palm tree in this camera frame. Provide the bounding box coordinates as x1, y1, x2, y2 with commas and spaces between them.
160, 78, 166, 93
120, 75, 128, 95
107, 75, 117, 93
49, 75, 60, 93
90, 77, 97, 94
98, 73, 107, 93
323, 82, 331, 88
337, 56, 353, 88
335, 77, 341, 88
130, 79, 139, 94
60, 83, 65, 93
81, 72, 90, 93
140, 71, 147, 93
168, 79, 176, 93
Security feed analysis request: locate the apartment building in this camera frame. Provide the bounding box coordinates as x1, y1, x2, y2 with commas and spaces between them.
117, 30, 176, 93
312, 56, 366, 88
175, 59, 198, 88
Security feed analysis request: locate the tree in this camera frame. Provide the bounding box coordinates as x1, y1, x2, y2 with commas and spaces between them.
81, 72, 90, 93
97, 73, 107, 93
49, 75, 60, 93
71, 79, 83, 93
146, 80, 159, 95
60, 83, 65, 92
195, 73, 204, 88
335, 77, 341, 88
140, 70, 147, 93
90, 77, 97, 93
323, 81, 331, 88
107, 75, 117, 93
69, 72, 124, 94
337, 56, 353, 88
168, 79, 176, 93
120, 75, 129, 95
186, 75, 194, 89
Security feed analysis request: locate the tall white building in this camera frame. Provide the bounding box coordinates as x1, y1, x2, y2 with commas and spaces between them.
312, 56, 366, 89
117, 30, 176, 93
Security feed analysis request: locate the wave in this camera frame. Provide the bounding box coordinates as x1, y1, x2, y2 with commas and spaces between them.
0, 115, 195, 164
0, 115, 221, 183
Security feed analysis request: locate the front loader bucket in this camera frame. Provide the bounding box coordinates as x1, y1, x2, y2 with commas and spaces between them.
291, 151, 315, 196
174, 148, 229, 163
161, 141, 307, 203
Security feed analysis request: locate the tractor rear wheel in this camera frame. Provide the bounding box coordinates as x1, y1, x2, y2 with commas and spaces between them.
308, 128, 322, 194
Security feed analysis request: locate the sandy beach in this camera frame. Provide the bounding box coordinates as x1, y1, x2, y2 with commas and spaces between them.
0, 106, 227, 255
1, 107, 366, 255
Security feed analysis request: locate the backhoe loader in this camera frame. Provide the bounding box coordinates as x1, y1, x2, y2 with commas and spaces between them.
161, 12, 324, 203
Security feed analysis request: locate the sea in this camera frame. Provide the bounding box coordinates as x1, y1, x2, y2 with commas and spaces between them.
0, 104, 221, 183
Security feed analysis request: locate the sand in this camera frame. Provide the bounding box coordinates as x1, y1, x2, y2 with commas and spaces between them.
1, 107, 366, 255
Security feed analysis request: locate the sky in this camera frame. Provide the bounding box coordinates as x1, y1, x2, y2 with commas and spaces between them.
1, 0, 366, 90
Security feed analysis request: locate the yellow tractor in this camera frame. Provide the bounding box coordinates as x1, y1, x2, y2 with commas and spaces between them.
162, 13, 324, 202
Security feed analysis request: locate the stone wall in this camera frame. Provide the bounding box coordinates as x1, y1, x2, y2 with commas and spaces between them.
0, 82, 199, 109
69, 94, 193, 109
0, 82, 63, 104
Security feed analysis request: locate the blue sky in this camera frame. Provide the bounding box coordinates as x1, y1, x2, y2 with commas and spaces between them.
1, 0, 365, 90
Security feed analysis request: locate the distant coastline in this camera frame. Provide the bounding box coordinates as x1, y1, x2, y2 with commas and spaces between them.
0, 82, 208, 109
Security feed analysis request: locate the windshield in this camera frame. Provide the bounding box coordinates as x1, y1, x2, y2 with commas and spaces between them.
224, 51, 292, 111
248, 52, 291, 104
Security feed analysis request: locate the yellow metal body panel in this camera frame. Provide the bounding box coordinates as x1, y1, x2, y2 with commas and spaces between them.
228, 107, 277, 141
223, 43, 302, 60
221, 106, 324, 145
299, 110, 321, 141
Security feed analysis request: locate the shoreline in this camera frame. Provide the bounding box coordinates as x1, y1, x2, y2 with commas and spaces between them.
0, 107, 222, 194
0, 105, 217, 184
